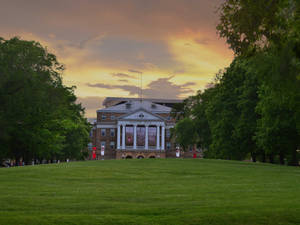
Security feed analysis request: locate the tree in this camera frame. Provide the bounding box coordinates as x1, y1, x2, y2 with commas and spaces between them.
170, 0, 300, 165
253, 45, 300, 165
255, 84, 299, 165
217, 0, 300, 56
216, 0, 300, 165
171, 93, 201, 121
172, 58, 261, 162
232, 61, 260, 162
192, 89, 213, 152
174, 118, 197, 151
203, 59, 258, 160
0, 37, 90, 164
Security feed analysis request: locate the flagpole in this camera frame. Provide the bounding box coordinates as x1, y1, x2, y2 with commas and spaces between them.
140, 72, 143, 102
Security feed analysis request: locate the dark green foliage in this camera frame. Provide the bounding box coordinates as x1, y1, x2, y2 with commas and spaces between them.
217, 0, 300, 56
255, 84, 299, 165
253, 46, 300, 164
192, 89, 213, 151
174, 117, 197, 151
233, 64, 260, 162
206, 59, 259, 160
0, 37, 91, 164
171, 93, 201, 120
173, 0, 300, 165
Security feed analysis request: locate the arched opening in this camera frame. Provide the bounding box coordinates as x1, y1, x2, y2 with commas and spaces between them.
126, 155, 133, 159
149, 155, 156, 158
137, 155, 144, 159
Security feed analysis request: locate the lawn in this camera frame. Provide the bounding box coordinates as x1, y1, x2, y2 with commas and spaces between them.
0, 159, 300, 225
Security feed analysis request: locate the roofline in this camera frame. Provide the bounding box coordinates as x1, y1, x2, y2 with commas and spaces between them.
103, 97, 183, 107
117, 108, 166, 121
97, 109, 170, 113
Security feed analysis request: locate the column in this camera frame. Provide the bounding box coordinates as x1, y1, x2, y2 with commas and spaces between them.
133, 124, 137, 149
145, 125, 149, 150
117, 124, 121, 149
122, 124, 125, 149
156, 125, 160, 150
161, 126, 165, 150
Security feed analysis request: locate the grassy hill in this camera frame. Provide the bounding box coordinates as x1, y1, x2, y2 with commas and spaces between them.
0, 159, 300, 225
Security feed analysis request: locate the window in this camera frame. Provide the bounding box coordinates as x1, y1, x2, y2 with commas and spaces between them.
126, 103, 131, 109
167, 116, 171, 121
166, 129, 171, 138
166, 142, 171, 150
110, 129, 115, 137
102, 114, 106, 120
125, 126, 134, 146
101, 141, 106, 148
110, 141, 115, 150
101, 129, 106, 136
111, 115, 115, 120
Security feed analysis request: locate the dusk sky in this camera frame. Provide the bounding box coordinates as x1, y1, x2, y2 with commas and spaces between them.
0, 0, 233, 118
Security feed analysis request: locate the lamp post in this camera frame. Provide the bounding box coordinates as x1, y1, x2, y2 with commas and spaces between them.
101, 145, 105, 160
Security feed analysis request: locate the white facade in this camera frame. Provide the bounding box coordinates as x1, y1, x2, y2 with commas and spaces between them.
117, 121, 166, 150
97, 100, 175, 152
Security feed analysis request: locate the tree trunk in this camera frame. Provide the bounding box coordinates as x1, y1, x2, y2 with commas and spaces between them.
269, 154, 274, 164
251, 152, 256, 162
279, 152, 285, 165
23, 152, 30, 165
288, 149, 298, 166
262, 153, 266, 163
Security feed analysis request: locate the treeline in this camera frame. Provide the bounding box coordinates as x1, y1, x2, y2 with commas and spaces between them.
173, 0, 300, 165
0, 37, 91, 165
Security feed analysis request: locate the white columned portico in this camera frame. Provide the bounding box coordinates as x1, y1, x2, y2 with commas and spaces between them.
133, 124, 137, 149
118, 121, 164, 151
145, 125, 149, 150
161, 126, 165, 150
122, 124, 126, 149
156, 125, 160, 150
117, 124, 121, 149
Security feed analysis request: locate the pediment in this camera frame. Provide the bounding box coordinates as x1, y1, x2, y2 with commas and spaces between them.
119, 109, 164, 121
97, 100, 172, 113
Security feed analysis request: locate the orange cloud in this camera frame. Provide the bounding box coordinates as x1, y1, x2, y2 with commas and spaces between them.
0, 0, 233, 118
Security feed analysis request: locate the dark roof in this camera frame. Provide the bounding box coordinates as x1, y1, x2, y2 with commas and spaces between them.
103, 97, 183, 108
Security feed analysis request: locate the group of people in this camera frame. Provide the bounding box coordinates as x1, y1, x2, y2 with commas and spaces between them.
1, 158, 70, 167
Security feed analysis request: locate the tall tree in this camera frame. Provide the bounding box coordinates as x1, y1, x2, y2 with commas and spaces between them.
192, 89, 213, 152
216, 0, 300, 165
204, 59, 259, 160
174, 117, 198, 152
217, 0, 300, 56
0, 37, 90, 164
253, 44, 300, 165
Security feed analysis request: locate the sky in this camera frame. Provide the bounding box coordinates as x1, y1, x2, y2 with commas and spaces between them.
0, 0, 233, 118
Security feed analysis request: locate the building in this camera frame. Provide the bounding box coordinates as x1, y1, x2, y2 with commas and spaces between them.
91, 97, 184, 159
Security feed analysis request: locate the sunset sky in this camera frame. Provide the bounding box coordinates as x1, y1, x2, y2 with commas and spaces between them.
0, 0, 233, 118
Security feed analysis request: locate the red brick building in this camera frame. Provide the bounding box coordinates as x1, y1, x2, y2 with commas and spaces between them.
91, 97, 183, 159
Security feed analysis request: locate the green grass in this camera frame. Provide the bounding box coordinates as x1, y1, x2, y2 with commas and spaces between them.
0, 159, 300, 225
